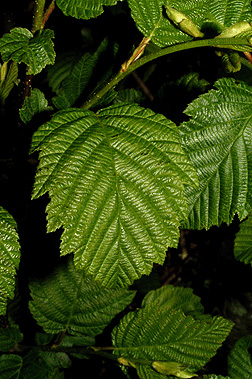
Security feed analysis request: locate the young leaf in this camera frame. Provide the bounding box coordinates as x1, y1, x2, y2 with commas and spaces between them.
19, 89, 53, 124
29, 258, 135, 336
52, 39, 109, 109
112, 285, 233, 378
55, 0, 124, 20
0, 354, 22, 379
30, 104, 198, 287
234, 212, 252, 265
128, 0, 209, 47
0, 28, 55, 75
227, 335, 252, 378
0, 325, 23, 352
180, 77, 252, 230
0, 207, 20, 315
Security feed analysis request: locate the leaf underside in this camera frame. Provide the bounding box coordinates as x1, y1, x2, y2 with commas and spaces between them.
180, 77, 252, 230
31, 103, 197, 287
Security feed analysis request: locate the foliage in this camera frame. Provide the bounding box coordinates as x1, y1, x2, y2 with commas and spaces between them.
0, 0, 252, 378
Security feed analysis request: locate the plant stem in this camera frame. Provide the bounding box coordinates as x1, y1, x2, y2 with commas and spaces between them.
81, 37, 252, 110
32, 0, 46, 33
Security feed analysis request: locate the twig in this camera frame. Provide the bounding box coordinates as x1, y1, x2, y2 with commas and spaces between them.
131, 71, 154, 102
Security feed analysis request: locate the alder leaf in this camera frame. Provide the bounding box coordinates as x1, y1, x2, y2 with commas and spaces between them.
180, 77, 252, 230
0, 28, 55, 75
0, 62, 18, 103
30, 104, 198, 287
112, 285, 233, 379
228, 335, 252, 378
0, 207, 20, 315
0, 355, 22, 379
207, 0, 252, 28
56, 0, 124, 20
128, 0, 209, 47
0, 325, 23, 352
29, 258, 136, 336
19, 89, 53, 124
234, 213, 252, 265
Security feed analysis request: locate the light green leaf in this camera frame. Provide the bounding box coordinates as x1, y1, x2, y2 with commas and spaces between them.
29, 258, 135, 336
0, 28, 55, 75
207, 0, 252, 28
30, 104, 198, 287
0, 325, 23, 352
128, 0, 209, 47
234, 213, 252, 265
52, 39, 109, 109
180, 77, 252, 230
19, 89, 53, 124
0, 354, 22, 379
142, 285, 204, 316
0, 62, 18, 103
56, 0, 124, 20
112, 285, 233, 378
228, 335, 252, 378
0, 207, 20, 315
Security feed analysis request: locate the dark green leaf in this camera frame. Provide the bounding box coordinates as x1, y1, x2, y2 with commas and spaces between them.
234, 213, 252, 265
0, 354, 22, 379
228, 335, 252, 378
0, 325, 23, 352
19, 89, 53, 124
29, 258, 135, 336
56, 0, 124, 20
0, 28, 55, 75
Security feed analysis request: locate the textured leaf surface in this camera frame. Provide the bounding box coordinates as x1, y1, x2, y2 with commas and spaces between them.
0, 325, 23, 352
0, 354, 22, 379
0, 207, 20, 315
128, 0, 209, 47
112, 285, 233, 378
52, 39, 109, 109
180, 78, 252, 230
0, 62, 18, 103
31, 104, 198, 287
228, 335, 252, 378
19, 89, 53, 124
202, 376, 231, 379
207, 0, 252, 28
56, 0, 123, 20
0, 28, 55, 75
141, 285, 204, 316
234, 213, 252, 265
29, 259, 135, 336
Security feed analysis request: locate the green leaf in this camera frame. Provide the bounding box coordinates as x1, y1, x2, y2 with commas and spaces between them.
0, 325, 23, 352
29, 258, 135, 336
21, 349, 60, 379
52, 39, 109, 109
0, 62, 18, 103
19, 89, 53, 124
0, 207, 20, 315
114, 89, 143, 105
202, 376, 231, 379
30, 104, 198, 287
141, 285, 204, 317
112, 285, 233, 378
55, 0, 124, 20
234, 213, 252, 265
180, 78, 252, 230
0, 354, 22, 379
128, 0, 209, 47
0, 28, 55, 75
228, 335, 252, 378
207, 0, 252, 28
